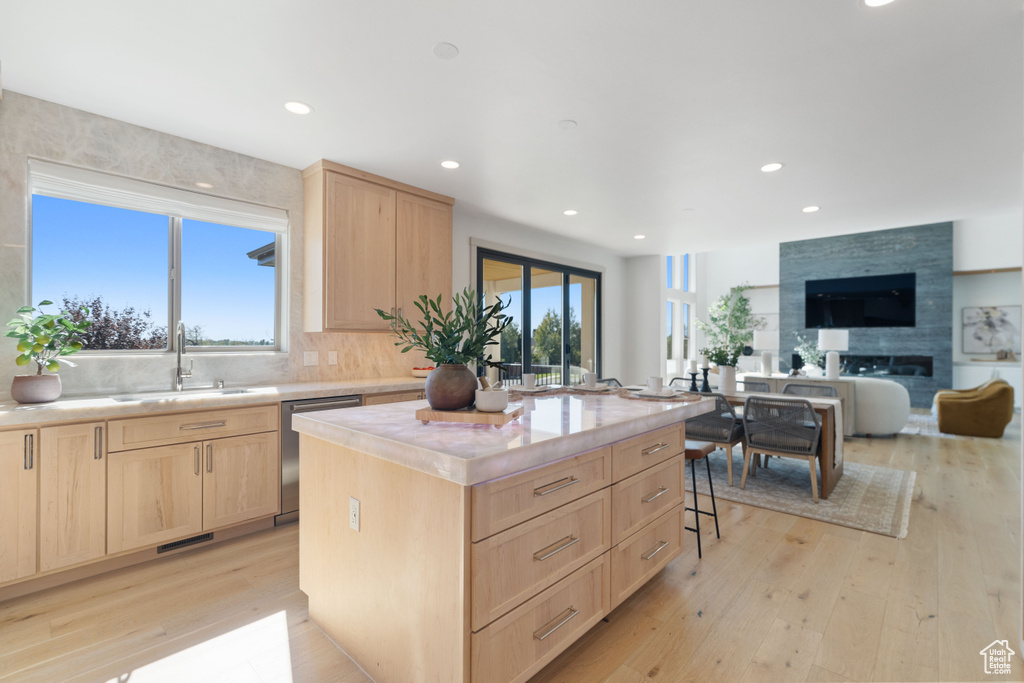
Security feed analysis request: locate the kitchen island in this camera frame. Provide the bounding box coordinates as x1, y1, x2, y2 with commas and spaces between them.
293, 392, 712, 683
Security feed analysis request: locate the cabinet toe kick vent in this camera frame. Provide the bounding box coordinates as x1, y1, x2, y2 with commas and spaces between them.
157, 533, 213, 554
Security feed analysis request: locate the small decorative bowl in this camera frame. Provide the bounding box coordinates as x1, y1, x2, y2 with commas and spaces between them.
411, 367, 434, 378
475, 388, 509, 412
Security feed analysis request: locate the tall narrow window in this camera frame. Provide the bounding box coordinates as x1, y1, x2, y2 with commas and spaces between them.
478, 249, 601, 386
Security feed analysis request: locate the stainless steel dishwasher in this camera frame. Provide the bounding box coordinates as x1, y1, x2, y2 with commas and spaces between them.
276, 394, 362, 525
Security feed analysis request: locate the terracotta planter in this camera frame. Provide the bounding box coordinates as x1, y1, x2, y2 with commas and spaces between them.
11, 374, 62, 404
424, 364, 477, 410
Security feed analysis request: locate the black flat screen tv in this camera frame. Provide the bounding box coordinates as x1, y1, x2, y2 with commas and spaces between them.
805, 273, 916, 328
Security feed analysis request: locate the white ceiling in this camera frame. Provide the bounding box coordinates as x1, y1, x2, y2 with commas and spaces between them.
1, 0, 1021, 256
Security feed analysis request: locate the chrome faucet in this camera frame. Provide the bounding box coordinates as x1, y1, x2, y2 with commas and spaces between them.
175, 321, 192, 391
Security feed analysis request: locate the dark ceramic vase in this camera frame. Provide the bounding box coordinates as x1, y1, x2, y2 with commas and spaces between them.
424, 364, 477, 410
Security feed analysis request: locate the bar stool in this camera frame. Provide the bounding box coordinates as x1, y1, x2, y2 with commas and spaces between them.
684, 441, 721, 559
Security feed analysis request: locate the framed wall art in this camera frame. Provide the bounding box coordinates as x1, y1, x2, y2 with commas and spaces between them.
962, 305, 1022, 354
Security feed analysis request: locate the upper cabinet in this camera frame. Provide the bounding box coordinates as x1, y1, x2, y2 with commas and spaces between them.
303, 160, 454, 332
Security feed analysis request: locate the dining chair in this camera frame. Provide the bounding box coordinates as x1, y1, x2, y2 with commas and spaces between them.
668, 377, 690, 389
683, 393, 744, 486
598, 377, 622, 387
781, 382, 837, 397
739, 380, 770, 393
741, 395, 823, 501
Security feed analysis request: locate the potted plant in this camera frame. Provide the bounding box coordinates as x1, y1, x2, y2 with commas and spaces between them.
5, 300, 91, 403
794, 332, 825, 376
376, 288, 512, 410
697, 285, 764, 394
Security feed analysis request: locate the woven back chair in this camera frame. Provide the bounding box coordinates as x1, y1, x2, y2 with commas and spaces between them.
598, 377, 622, 387
741, 396, 823, 501
739, 380, 770, 393
668, 377, 689, 389
684, 393, 744, 486
781, 382, 837, 398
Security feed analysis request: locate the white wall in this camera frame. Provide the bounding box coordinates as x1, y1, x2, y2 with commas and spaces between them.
452, 205, 627, 381
622, 256, 663, 384
953, 214, 1023, 270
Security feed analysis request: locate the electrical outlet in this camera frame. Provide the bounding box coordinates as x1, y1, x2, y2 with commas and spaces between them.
349, 497, 360, 532
303, 351, 319, 367
328, 351, 338, 366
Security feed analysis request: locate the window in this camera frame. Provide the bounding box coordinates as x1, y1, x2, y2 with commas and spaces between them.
29, 160, 286, 351
477, 249, 601, 386
666, 253, 695, 376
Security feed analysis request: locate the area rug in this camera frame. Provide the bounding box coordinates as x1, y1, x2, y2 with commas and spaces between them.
686, 451, 916, 538
899, 412, 958, 439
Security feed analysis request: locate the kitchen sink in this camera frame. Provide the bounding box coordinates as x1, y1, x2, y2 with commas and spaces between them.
110, 388, 254, 403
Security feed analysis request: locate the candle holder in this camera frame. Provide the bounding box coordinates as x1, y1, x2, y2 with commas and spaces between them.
700, 368, 711, 393
688, 372, 699, 393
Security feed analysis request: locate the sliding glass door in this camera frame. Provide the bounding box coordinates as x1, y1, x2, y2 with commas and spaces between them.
478, 249, 601, 387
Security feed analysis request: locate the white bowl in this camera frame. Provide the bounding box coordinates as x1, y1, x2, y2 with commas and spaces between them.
475, 388, 508, 412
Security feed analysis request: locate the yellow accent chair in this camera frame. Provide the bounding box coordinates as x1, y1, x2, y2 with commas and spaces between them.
934, 379, 1014, 438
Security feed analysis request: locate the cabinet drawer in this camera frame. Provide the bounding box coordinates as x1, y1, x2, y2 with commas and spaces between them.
611, 454, 685, 545
611, 424, 683, 481
471, 447, 612, 541
108, 405, 279, 452
471, 553, 610, 683
610, 505, 684, 609
471, 488, 611, 631
363, 390, 423, 405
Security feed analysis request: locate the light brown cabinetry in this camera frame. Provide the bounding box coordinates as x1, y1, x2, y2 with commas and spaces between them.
0, 429, 38, 582
39, 422, 107, 572
107, 408, 280, 554
362, 390, 424, 406
303, 160, 454, 333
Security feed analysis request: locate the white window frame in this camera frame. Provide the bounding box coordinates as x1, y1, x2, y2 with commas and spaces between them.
28, 159, 288, 353
665, 253, 697, 377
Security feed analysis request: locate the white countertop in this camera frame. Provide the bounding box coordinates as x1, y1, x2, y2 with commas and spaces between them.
0, 377, 425, 427
292, 392, 714, 486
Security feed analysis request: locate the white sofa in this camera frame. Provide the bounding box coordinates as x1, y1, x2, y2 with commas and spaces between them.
849, 377, 911, 437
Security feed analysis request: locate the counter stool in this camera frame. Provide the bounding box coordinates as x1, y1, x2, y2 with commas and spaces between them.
684, 441, 720, 559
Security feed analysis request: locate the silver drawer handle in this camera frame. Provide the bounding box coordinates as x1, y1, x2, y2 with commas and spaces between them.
533, 606, 579, 641
206, 444, 213, 473
641, 540, 670, 561
534, 476, 580, 497
94, 426, 103, 460
533, 535, 580, 561
180, 420, 227, 431
642, 486, 669, 504
194, 446, 201, 476
641, 442, 670, 456
24, 433, 34, 470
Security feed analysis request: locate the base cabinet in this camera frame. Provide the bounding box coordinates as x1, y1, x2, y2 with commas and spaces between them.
0, 429, 38, 582
39, 422, 107, 572
108, 433, 279, 553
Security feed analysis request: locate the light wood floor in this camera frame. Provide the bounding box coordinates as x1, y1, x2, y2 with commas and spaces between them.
1, 416, 1021, 683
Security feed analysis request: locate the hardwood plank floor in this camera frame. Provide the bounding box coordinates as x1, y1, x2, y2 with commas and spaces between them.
0, 414, 1020, 682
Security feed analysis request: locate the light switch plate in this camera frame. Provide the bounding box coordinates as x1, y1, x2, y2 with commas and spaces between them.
328, 351, 338, 366
303, 351, 319, 367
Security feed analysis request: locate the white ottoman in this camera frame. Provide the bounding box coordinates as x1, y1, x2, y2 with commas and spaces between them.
851, 377, 911, 436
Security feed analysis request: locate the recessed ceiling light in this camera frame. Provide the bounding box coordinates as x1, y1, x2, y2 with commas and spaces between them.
863, 0, 895, 6
760, 162, 784, 173
634, 234, 646, 240
195, 182, 213, 189
558, 120, 578, 130
284, 101, 313, 115
440, 160, 460, 169
802, 206, 820, 213
433, 42, 459, 59
563, 209, 578, 216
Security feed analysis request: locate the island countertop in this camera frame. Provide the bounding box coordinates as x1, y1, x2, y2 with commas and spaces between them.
292, 392, 713, 486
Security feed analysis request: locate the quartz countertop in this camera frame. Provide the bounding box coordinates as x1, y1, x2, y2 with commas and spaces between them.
0, 377, 425, 427
293, 392, 714, 486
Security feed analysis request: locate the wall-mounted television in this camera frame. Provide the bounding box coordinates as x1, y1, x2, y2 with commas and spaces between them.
805, 273, 916, 328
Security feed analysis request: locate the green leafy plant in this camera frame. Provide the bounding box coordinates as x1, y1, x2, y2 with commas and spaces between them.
375, 288, 513, 367
794, 332, 825, 368
5, 300, 92, 375
697, 285, 765, 367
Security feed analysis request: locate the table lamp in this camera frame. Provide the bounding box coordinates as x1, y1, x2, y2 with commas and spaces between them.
818, 329, 849, 380
752, 330, 779, 377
